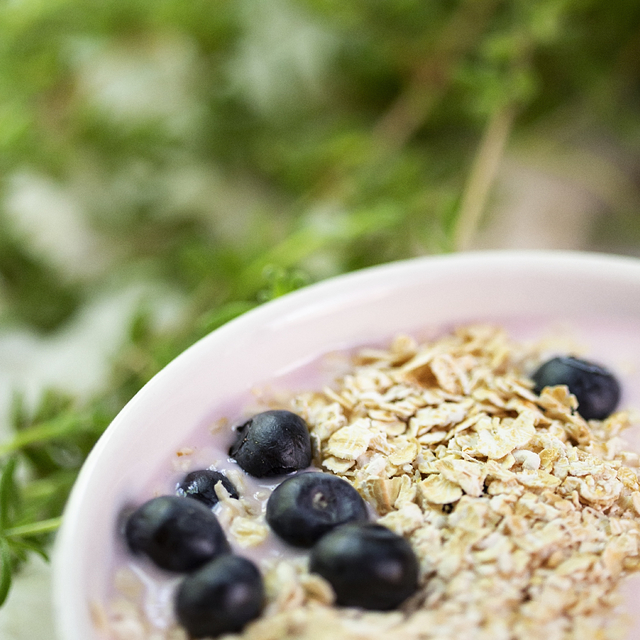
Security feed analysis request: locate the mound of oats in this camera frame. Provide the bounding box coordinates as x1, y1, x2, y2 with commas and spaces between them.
106, 326, 640, 640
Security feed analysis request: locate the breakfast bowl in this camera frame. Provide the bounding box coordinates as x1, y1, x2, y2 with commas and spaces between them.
53, 250, 640, 640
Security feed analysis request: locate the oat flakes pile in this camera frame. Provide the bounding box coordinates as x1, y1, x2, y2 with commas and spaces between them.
108, 326, 640, 640
259, 326, 640, 640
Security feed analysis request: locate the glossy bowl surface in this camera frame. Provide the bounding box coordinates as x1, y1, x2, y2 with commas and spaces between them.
53, 251, 640, 639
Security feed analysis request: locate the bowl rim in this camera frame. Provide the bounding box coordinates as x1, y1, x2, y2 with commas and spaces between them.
52, 249, 640, 640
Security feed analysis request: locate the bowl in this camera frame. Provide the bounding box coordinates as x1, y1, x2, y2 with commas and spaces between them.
53, 250, 640, 639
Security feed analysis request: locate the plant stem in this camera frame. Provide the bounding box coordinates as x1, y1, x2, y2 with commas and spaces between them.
303, 0, 502, 207
4, 517, 62, 537
373, 0, 501, 151
453, 104, 516, 251
0, 416, 83, 456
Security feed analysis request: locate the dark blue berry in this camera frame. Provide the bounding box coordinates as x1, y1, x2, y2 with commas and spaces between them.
175, 555, 264, 638
266, 472, 368, 547
177, 470, 239, 507
309, 523, 419, 610
532, 356, 620, 421
124, 495, 230, 572
229, 410, 312, 478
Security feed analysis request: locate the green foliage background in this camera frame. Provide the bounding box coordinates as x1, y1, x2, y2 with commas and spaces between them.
0, 0, 639, 603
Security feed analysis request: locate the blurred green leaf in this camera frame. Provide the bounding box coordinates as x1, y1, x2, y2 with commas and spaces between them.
0, 539, 12, 607
0, 458, 18, 532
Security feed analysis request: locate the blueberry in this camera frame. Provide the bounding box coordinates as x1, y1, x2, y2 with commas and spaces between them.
229, 410, 312, 478
177, 470, 239, 507
175, 555, 264, 639
532, 356, 620, 421
124, 495, 230, 572
309, 523, 419, 610
266, 472, 368, 547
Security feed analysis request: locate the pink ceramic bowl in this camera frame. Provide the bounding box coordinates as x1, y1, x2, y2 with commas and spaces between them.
53, 251, 640, 639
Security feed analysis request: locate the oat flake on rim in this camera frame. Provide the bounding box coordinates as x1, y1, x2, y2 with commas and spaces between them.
54, 252, 640, 640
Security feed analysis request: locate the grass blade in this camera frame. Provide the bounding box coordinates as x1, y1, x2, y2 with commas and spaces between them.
0, 458, 18, 531
0, 538, 13, 606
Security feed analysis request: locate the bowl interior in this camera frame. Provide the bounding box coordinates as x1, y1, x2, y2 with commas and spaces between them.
53, 251, 640, 639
